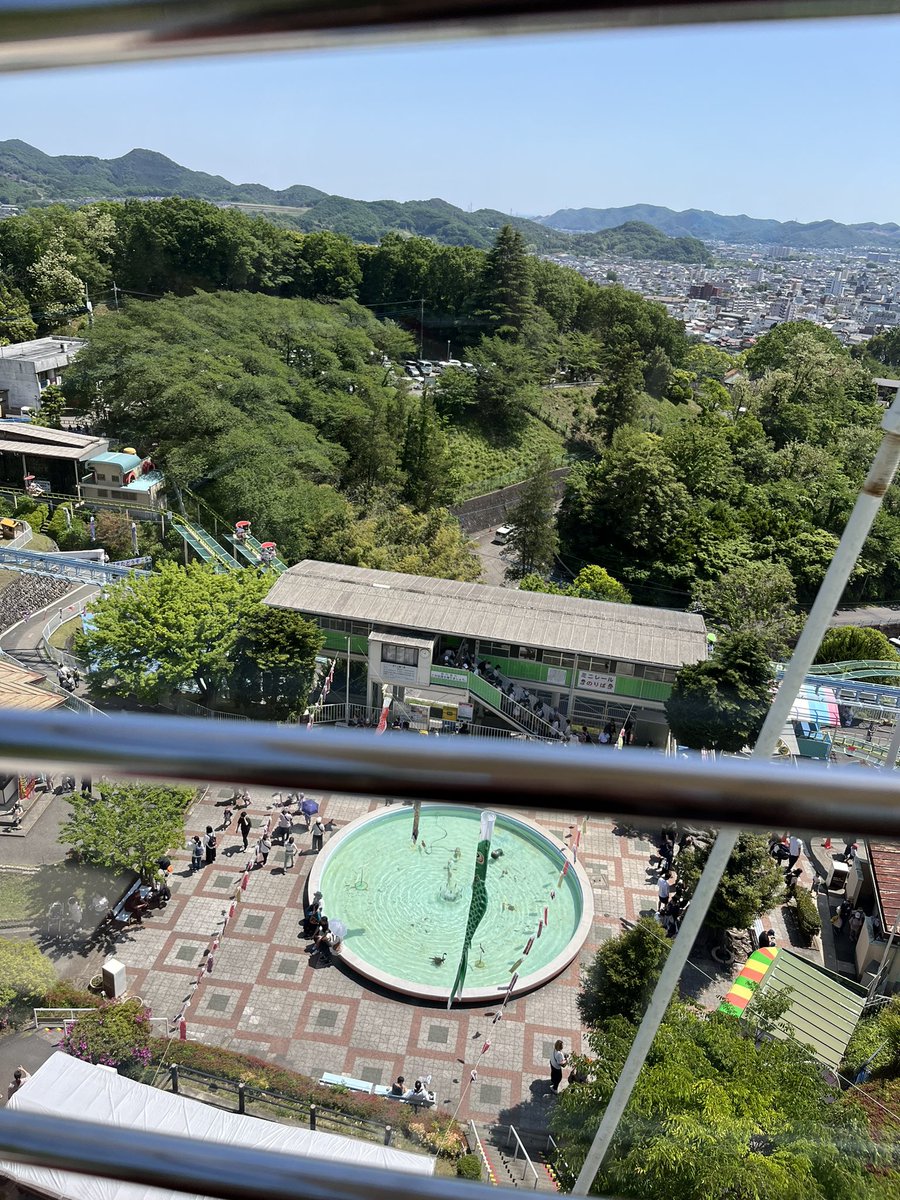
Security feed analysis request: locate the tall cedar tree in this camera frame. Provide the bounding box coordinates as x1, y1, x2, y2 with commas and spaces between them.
505, 455, 559, 577
477, 224, 533, 339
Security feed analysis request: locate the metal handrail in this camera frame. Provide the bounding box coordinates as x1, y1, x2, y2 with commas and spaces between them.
2, 708, 900, 836
506, 1124, 540, 1189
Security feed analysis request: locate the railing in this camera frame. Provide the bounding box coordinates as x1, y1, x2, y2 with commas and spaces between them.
506, 1124, 540, 1190
166, 693, 252, 722
310, 701, 528, 740
40, 597, 93, 670
164, 1064, 397, 1147
468, 1122, 493, 1185
33, 1008, 169, 1035
6, 520, 33, 549
546, 1133, 576, 1192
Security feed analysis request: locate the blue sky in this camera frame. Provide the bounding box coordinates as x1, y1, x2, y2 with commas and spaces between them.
2, 15, 899, 224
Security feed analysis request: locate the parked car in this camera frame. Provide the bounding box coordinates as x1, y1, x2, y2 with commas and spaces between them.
494, 523, 513, 544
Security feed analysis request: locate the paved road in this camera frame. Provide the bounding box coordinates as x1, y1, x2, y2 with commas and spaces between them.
0, 1028, 59, 1104
470, 526, 513, 587
830, 604, 900, 629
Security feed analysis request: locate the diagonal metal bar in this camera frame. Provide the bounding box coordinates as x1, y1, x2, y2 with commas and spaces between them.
571, 395, 900, 1194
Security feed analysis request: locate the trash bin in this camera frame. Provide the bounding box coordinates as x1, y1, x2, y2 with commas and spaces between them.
101, 957, 127, 999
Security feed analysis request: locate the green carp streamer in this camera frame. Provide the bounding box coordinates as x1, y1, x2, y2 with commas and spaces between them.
448, 811, 496, 1007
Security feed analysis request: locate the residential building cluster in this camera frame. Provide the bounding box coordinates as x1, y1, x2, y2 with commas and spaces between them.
548, 243, 900, 350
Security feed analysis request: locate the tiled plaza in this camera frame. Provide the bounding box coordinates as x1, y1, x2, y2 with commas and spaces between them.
109, 788, 662, 1128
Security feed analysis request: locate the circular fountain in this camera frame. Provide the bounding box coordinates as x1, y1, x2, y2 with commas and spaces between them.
307, 804, 594, 1003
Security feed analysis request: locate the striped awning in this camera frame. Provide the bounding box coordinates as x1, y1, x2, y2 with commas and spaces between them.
718, 946, 778, 1015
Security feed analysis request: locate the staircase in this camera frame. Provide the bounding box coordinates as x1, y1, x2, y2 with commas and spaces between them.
465, 673, 559, 741
476, 1124, 559, 1191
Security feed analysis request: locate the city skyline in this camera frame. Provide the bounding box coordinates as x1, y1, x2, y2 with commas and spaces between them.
2, 15, 900, 225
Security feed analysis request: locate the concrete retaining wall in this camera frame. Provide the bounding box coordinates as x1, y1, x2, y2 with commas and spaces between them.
451, 467, 570, 535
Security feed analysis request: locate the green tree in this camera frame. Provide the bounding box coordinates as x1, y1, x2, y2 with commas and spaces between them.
677, 831, 786, 933
477, 223, 533, 339
0, 277, 36, 343
665, 632, 774, 752
505, 455, 559, 577
815, 625, 900, 667
591, 342, 645, 442
401, 392, 459, 511
432, 365, 477, 420
61, 781, 193, 879
76, 561, 266, 704
321, 503, 480, 581
551, 1002, 881, 1200
30, 383, 66, 429
567, 565, 632, 604
578, 917, 669, 1027
230, 606, 324, 721
0, 939, 55, 1012
744, 319, 847, 377
691, 561, 801, 658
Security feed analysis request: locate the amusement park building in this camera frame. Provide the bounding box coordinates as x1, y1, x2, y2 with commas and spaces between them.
264, 560, 708, 742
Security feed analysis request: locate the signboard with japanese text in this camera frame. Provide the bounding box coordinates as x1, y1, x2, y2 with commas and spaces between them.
576, 670, 616, 693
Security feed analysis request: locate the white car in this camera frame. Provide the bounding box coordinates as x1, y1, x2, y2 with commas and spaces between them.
494, 523, 514, 544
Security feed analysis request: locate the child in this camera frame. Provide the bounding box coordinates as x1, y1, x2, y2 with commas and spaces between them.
190, 835, 203, 871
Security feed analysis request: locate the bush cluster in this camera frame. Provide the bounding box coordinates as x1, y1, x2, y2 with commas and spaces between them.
793, 887, 822, 944
153, 1039, 463, 1151
62, 998, 152, 1069
456, 1153, 483, 1180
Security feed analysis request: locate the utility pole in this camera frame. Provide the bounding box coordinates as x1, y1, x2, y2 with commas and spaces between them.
84, 282, 93, 326
345, 635, 352, 722
112, 281, 120, 311
419, 298, 424, 360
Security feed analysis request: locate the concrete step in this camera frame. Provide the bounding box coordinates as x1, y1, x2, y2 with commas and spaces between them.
483, 1128, 559, 1192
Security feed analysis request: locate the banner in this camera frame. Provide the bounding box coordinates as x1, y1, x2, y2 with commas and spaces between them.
448, 811, 496, 1007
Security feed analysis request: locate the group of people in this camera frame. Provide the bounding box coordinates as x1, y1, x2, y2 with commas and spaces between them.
653, 827, 697, 939
189, 793, 326, 874
388, 1074, 436, 1106
579, 719, 635, 746
55, 664, 80, 693
301, 891, 342, 963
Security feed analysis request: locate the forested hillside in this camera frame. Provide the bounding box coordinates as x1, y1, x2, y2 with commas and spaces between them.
0, 141, 711, 263
0, 195, 893, 606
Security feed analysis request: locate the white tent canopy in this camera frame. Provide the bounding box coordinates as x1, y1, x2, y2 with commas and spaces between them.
2, 1053, 433, 1200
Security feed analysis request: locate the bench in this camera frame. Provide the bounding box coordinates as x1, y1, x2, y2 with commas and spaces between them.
320, 1073, 437, 1106
749, 918, 765, 950
111, 879, 143, 927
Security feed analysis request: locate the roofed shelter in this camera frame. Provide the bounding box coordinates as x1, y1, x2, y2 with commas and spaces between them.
1, 1053, 433, 1200
265, 561, 708, 743
0, 421, 109, 494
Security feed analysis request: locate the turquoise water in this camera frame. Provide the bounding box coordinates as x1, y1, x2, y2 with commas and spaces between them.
317, 805, 582, 992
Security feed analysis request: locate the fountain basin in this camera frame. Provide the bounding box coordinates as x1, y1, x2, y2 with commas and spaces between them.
307, 804, 594, 1003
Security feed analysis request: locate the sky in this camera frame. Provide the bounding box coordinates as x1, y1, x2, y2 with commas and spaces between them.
2, 15, 900, 224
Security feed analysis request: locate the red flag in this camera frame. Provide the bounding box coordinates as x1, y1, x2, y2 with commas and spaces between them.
522, 936, 535, 957
481, 1040, 491, 1055
179, 1018, 187, 1041
241, 870, 250, 892
536, 919, 543, 938
823, 837, 832, 851
376, 702, 391, 735
206, 954, 214, 973
543, 906, 549, 926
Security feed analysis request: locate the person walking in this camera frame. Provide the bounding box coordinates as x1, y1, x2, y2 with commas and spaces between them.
787, 834, 802, 871
237, 812, 252, 852
255, 833, 272, 869
283, 834, 297, 871
275, 809, 292, 846
204, 826, 217, 865
190, 835, 203, 871
657, 873, 670, 911
548, 1040, 568, 1096
311, 816, 325, 854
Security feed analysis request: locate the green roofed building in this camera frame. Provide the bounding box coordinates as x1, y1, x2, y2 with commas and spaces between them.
264, 559, 707, 743
720, 946, 867, 1071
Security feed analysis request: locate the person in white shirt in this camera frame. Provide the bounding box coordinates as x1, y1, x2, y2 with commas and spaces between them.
787, 835, 802, 870
549, 1041, 568, 1095
658, 875, 670, 910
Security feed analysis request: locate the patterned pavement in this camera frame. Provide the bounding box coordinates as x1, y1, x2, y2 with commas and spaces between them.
111, 788, 662, 1130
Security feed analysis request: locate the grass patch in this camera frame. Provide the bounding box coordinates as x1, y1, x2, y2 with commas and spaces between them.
447, 413, 566, 495
27, 533, 56, 552
0, 871, 38, 923
49, 617, 81, 651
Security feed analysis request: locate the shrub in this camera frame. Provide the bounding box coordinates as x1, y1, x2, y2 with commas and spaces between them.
62, 998, 152, 1069
578, 917, 669, 1026
0, 938, 55, 1012
456, 1154, 482, 1180
44, 980, 104, 1010
793, 887, 821, 944
153, 1038, 462, 1148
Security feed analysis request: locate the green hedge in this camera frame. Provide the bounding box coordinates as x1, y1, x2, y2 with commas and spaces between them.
793, 887, 821, 944
152, 1039, 466, 1155
456, 1154, 482, 1180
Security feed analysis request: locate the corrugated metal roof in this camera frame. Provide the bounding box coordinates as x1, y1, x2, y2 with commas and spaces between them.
265, 561, 708, 667
868, 841, 900, 929
0, 422, 100, 448
759, 949, 867, 1070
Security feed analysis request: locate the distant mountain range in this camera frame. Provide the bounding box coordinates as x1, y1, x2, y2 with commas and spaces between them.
539, 203, 900, 250
0, 140, 711, 265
